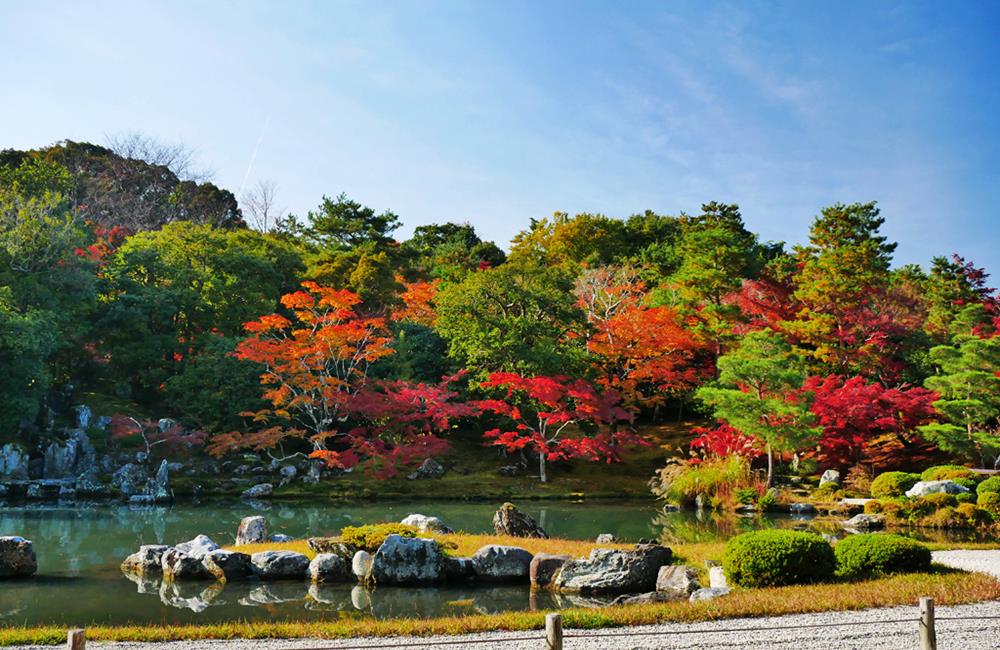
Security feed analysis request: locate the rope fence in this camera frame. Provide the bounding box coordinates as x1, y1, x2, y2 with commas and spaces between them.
60, 596, 1000, 650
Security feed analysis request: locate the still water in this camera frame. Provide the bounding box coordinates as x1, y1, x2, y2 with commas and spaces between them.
0, 499, 984, 626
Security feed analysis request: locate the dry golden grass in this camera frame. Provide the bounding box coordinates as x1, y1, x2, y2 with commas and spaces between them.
1, 568, 995, 646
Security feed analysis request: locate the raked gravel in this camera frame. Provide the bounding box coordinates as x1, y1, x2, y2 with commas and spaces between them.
10, 551, 1000, 650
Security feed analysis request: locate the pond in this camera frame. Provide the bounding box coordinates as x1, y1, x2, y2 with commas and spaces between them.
0, 499, 989, 626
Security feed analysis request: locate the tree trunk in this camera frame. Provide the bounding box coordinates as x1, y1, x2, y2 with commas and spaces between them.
766, 442, 774, 487
539, 452, 548, 483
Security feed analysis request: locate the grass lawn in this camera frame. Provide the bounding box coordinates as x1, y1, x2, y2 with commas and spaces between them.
1, 568, 995, 646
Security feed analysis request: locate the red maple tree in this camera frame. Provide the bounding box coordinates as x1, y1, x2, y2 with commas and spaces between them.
476, 372, 640, 482
804, 374, 939, 469
688, 421, 762, 461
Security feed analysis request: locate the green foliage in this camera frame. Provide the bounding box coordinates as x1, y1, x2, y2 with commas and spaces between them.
977, 492, 1000, 517
870, 472, 921, 498
723, 530, 836, 588
371, 322, 453, 383
340, 523, 419, 552
977, 476, 1000, 495
403, 222, 505, 282
734, 487, 758, 505
920, 465, 978, 482
695, 331, 820, 483
811, 482, 843, 502
434, 260, 585, 376
834, 534, 931, 578
652, 456, 752, 507
301, 193, 400, 249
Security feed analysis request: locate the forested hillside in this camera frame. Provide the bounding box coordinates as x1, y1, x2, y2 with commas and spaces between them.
2, 139, 998, 495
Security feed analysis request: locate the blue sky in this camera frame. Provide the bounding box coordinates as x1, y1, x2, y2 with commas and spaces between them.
2, 1, 998, 272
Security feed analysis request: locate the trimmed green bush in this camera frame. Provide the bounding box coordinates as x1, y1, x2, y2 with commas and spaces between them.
977, 476, 1000, 495
870, 472, 920, 498
340, 523, 419, 552
920, 465, 978, 482
835, 534, 931, 578
723, 530, 836, 588
956, 492, 975, 505
978, 492, 1000, 517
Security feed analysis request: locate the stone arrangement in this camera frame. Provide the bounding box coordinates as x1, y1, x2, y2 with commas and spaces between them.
0, 536, 37, 578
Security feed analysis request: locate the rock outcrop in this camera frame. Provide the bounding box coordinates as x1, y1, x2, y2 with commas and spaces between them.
905, 480, 970, 498
529, 553, 571, 588
121, 544, 169, 577
0, 444, 28, 480
471, 545, 534, 581
308, 553, 352, 583
251, 551, 310, 580
0, 536, 37, 578
370, 534, 444, 585
236, 516, 268, 545
202, 550, 253, 582
655, 565, 700, 598
554, 544, 673, 595
400, 513, 453, 534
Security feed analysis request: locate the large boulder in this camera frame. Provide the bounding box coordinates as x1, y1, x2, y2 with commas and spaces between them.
43, 429, 96, 479
308, 553, 352, 583
400, 513, 453, 534
161, 548, 213, 581
443, 556, 476, 582
530, 553, 571, 588
370, 534, 444, 585
905, 480, 970, 498
655, 565, 700, 599
841, 513, 886, 531
492, 503, 548, 538
471, 545, 534, 581
175, 535, 219, 559
251, 551, 310, 580
352, 550, 373, 582
202, 549, 253, 582
554, 544, 673, 595
242, 483, 274, 499
236, 516, 268, 545
690, 586, 730, 602
121, 544, 169, 577
149, 460, 171, 503
819, 469, 840, 487
0, 536, 37, 578
0, 444, 28, 480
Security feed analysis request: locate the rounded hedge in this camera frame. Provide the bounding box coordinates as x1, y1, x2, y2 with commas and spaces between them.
835, 534, 931, 578
978, 492, 1000, 516
870, 472, 920, 498
977, 476, 1000, 496
920, 465, 978, 482
723, 529, 836, 588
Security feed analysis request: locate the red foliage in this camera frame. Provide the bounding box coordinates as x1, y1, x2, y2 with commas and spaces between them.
75, 223, 131, 265
476, 372, 642, 481
804, 375, 939, 469
689, 421, 763, 461
393, 279, 439, 326
727, 277, 799, 335
110, 414, 207, 458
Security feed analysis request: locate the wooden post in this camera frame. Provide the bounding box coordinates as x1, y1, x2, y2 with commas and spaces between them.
545, 612, 563, 650
66, 629, 85, 650
919, 597, 937, 650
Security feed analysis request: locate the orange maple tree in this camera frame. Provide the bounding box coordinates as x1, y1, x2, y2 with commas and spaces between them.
393, 279, 439, 326
207, 281, 394, 466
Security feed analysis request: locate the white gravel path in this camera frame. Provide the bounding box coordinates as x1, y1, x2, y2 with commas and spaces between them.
10, 551, 1000, 650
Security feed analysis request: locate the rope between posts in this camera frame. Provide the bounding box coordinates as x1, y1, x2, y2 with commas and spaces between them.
935, 615, 1000, 621
285, 636, 543, 650
562, 617, 918, 638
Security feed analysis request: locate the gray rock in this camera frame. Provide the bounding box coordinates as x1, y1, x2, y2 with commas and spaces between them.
595, 533, 617, 544
0, 484, 7, 497
113, 463, 147, 498
236, 516, 268, 545
842, 513, 886, 531
279, 465, 297, 480
352, 550, 373, 581
307, 538, 356, 559
202, 549, 253, 582
121, 544, 169, 577
75, 475, 109, 496
709, 565, 727, 589
790, 503, 815, 515
150, 459, 171, 503
74, 404, 92, 428
0, 536, 37, 578
0, 443, 28, 480
157, 418, 177, 433
175, 534, 219, 559
905, 480, 970, 498
656, 565, 700, 598
251, 550, 310, 580
308, 553, 352, 583
94, 415, 112, 430
400, 513, 453, 534
242, 483, 274, 499
269, 533, 294, 542
820, 469, 841, 487
529, 553, 571, 588
555, 544, 673, 595
58, 485, 77, 499
129, 494, 156, 505
407, 457, 445, 480
492, 502, 547, 538
613, 591, 677, 605
443, 556, 476, 582
690, 586, 730, 602
371, 534, 444, 585
162, 548, 213, 581
471, 545, 534, 581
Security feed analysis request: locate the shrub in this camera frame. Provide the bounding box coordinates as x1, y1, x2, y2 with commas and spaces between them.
864, 499, 884, 514
978, 492, 1000, 517
723, 530, 836, 588
920, 465, 978, 482
654, 456, 753, 508
834, 534, 931, 578
340, 523, 419, 552
812, 482, 842, 502
977, 476, 1000, 495
956, 492, 975, 505
870, 472, 920, 498
758, 488, 778, 510
734, 487, 758, 505
844, 464, 874, 496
